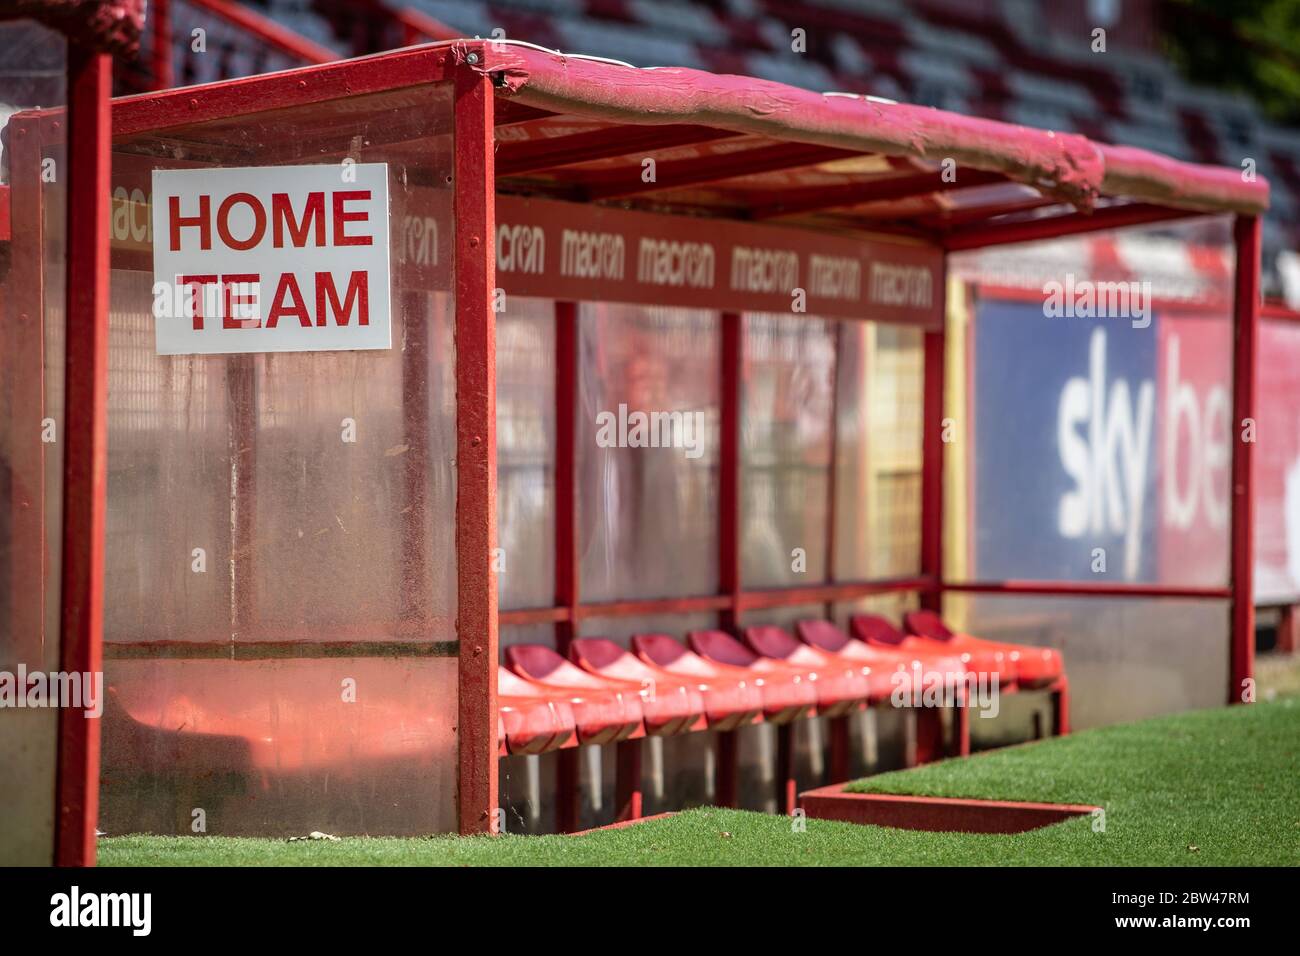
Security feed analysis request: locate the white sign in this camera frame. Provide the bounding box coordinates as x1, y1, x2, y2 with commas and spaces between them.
150, 163, 392, 355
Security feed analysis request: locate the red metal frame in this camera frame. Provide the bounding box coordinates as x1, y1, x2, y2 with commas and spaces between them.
920, 328, 946, 615
452, 66, 499, 835
752, 169, 1008, 220
53, 45, 113, 868
1260, 301, 1300, 322
943, 581, 1232, 600
942, 203, 1204, 251
498, 126, 740, 178
111, 43, 454, 137
552, 299, 581, 832
719, 312, 743, 633
1229, 215, 1262, 703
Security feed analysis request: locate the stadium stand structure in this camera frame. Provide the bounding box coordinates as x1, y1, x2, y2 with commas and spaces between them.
96, 0, 1300, 289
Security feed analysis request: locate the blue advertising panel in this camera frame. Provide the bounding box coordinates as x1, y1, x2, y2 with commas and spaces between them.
971, 296, 1159, 582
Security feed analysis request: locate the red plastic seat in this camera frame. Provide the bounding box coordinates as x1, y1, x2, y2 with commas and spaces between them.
630, 634, 764, 731
905, 610, 1062, 690
744, 625, 875, 712
852, 613, 1017, 687
498, 666, 577, 756
795, 619, 969, 698
686, 629, 818, 722
569, 638, 707, 735
626, 634, 759, 733
504, 645, 644, 744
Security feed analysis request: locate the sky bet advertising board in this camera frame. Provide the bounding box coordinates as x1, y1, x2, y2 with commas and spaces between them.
970, 294, 1234, 589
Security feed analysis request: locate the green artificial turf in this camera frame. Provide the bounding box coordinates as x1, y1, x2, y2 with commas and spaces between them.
99, 696, 1300, 866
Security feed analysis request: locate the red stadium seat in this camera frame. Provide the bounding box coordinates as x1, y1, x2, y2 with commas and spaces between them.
498, 666, 577, 756
568, 638, 707, 735
629, 634, 764, 730
852, 613, 1017, 687
504, 645, 644, 744
904, 610, 1063, 689
744, 625, 876, 711
684, 630, 817, 723
795, 619, 968, 697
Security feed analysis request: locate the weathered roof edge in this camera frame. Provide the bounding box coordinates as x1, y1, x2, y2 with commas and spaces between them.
477, 41, 1269, 217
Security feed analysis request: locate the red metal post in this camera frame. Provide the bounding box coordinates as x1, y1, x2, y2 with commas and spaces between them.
824, 324, 849, 783
715, 729, 738, 808
1051, 676, 1071, 736
553, 299, 581, 831
1229, 214, 1261, 705
718, 311, 743, 807
453, 62, 499, 835
920, 330, 946, 614
614, 739, 643, 822
151, 0, 174, 90
53, 46, 113, 868
775, 723, 796, 815
914, 708, 944, 765
824, 320, 842, 620
921, 271, 965, 759
954, 696, 971, 756
719, 311, 742, 631
1278, 605, 1298, 655
554, 300, 580, 652
828, 717, 851, 782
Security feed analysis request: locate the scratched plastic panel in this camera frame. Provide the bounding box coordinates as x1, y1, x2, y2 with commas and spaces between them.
496, 298, 555, 612
100, 84, 457, 642
0, 21, 66, 865
100, 656, 458, 836
741, 314, 836, 588
98, 84, 459, 835
578, 304, 720, 602
834, 321, 924, 580
248, 287, 456, 638
102, 269, 234, 644
946, 217, 1234, 587
944, 593, 1228, 729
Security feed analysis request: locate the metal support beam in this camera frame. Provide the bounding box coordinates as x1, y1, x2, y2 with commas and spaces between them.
497, 126, 740, 178
452, 64, 499, 835
1229, 214, 1261, 704
920, 330, 946, 614
752, 169, 1006, 220
54, 45, 113, 868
